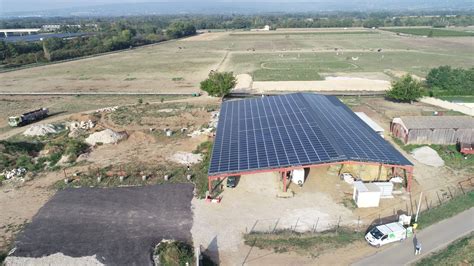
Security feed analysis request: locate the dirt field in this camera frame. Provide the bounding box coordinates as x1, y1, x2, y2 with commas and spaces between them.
0, 96, 219, 256
1, 28, 472, 94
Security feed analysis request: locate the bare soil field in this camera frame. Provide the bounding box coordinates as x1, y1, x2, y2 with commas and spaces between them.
0, 96, 219, 256
253, 77, 390, 92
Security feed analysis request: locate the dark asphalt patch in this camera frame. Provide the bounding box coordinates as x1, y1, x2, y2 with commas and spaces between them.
11, 183, 194, 266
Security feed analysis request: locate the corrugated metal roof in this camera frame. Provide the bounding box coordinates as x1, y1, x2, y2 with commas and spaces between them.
399, 116, 474, 130
355, 112, 385, 133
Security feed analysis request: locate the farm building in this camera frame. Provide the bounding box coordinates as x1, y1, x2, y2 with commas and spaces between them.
391, 116, 474, 145
355, 112, 385, 138
208, 93, 414, 193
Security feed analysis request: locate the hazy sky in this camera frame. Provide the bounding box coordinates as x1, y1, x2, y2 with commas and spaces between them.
1, 0, 468, 13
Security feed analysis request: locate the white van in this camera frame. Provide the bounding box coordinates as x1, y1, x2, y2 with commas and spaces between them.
365, 222, 413, 247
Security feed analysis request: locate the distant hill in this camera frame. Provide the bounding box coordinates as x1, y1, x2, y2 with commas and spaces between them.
2, 0, 474, 17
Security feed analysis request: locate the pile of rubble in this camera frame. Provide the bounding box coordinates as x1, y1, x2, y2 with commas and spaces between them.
187, 111, 219, 138
67, 120, 95, 138
169, 152, 203, 165
85, 129, 127, 146
95, 106, 119, 113
68, 120, 95, 131
1, 168, 26, 180
23, 124, 58, 137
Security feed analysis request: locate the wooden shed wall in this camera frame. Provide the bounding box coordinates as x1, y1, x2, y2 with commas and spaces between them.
406, 128, 472, 145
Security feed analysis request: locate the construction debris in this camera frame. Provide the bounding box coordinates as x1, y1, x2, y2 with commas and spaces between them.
169, 152, 203, 165
68, 120, 95, 131
187, 111, 219, 137
85, 129, 127, 146
23, 124, 58, 137
95, 106, 118, 113
1, 168, 27, 180
411, 146, 445, 167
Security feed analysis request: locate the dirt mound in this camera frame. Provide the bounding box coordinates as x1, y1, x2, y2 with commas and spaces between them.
169, 152, 203, 165
23, 124, 58, 137
411, 146, 445, 167
85, 129, 127, 146
127, 131, 156, 143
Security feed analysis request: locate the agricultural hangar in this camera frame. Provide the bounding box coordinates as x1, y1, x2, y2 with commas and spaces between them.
391, 116, 473, 145
208, 93, 414, 193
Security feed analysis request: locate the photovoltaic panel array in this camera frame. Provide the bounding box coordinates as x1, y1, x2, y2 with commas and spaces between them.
208, 93, 412, 176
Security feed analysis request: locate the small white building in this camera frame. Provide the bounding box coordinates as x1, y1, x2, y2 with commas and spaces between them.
353, 181, 381, 208
355, 112, 385, 138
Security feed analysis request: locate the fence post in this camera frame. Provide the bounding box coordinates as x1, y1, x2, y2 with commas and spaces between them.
250, 220, 258, 234
436, 191, 442, 206
425, 196, 430, 210
336, 216, 341, 233
293, 218, 300, 232
447, 187, 454, 199
458, 183, 465, 195
272, 218, 280, 233
313, 217, 319, 233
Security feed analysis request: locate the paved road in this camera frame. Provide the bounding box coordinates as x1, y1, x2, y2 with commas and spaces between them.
353, 207, 474, 266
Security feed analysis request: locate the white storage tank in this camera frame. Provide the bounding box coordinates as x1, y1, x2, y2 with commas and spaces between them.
291, 168, 305, 186
353, 181, 381, 208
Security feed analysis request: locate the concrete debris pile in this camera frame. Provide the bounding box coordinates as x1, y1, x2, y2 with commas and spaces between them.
1, 168, 26, 180
85, 129, 127, 146
95, 106, 118, 113
68, 120, 95, 131
187, 111, 219, 138
411, 146, 445, 167
23, 124, 58, 137
67, 120, 95, 138
169, 151, 203, 165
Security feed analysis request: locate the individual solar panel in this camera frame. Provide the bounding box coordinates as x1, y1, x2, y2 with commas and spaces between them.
208, 93, 412, 176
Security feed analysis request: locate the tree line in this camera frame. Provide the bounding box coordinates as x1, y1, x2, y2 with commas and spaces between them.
386, 66, 474, 102
0, 20, 196, 68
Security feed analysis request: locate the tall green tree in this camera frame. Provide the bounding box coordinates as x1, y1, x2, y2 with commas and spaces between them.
200, 71, 236, 97
386, 75, 423, 102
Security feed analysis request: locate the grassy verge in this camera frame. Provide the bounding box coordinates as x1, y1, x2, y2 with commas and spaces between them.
382, 28, 474, 37
391, 137, 474, 170
415, 232, 474, 266
417, 191, 474, 230
437, 96, 474, 103
244, 229, 363, 257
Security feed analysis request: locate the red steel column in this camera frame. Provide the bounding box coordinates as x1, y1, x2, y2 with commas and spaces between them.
208, 176, 212, 192
407, 168, 413, 192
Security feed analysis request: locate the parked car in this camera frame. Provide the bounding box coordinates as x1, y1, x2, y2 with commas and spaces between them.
226, 176, 238, 188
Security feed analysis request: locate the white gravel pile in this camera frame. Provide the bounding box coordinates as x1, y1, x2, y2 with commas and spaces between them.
85, 129, 126, 146
169, 152, 203, 165
23, 124, 58, 137
5, 253, 103, 266
411, 146, 445, 167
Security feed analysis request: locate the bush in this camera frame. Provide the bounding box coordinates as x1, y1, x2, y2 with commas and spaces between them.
200, 71, 236, 97
386, 74, 423, 102
154, 241, 194, 266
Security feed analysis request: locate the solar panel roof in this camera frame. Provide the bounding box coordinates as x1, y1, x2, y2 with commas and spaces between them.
208, 93, 412, 176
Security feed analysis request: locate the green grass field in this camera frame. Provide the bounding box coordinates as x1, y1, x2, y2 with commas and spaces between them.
383, 27, 474, 37
1, 28, 473, 90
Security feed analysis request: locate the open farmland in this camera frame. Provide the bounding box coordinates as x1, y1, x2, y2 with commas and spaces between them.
0, 28, 473, 94
382, 27, 474, 37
